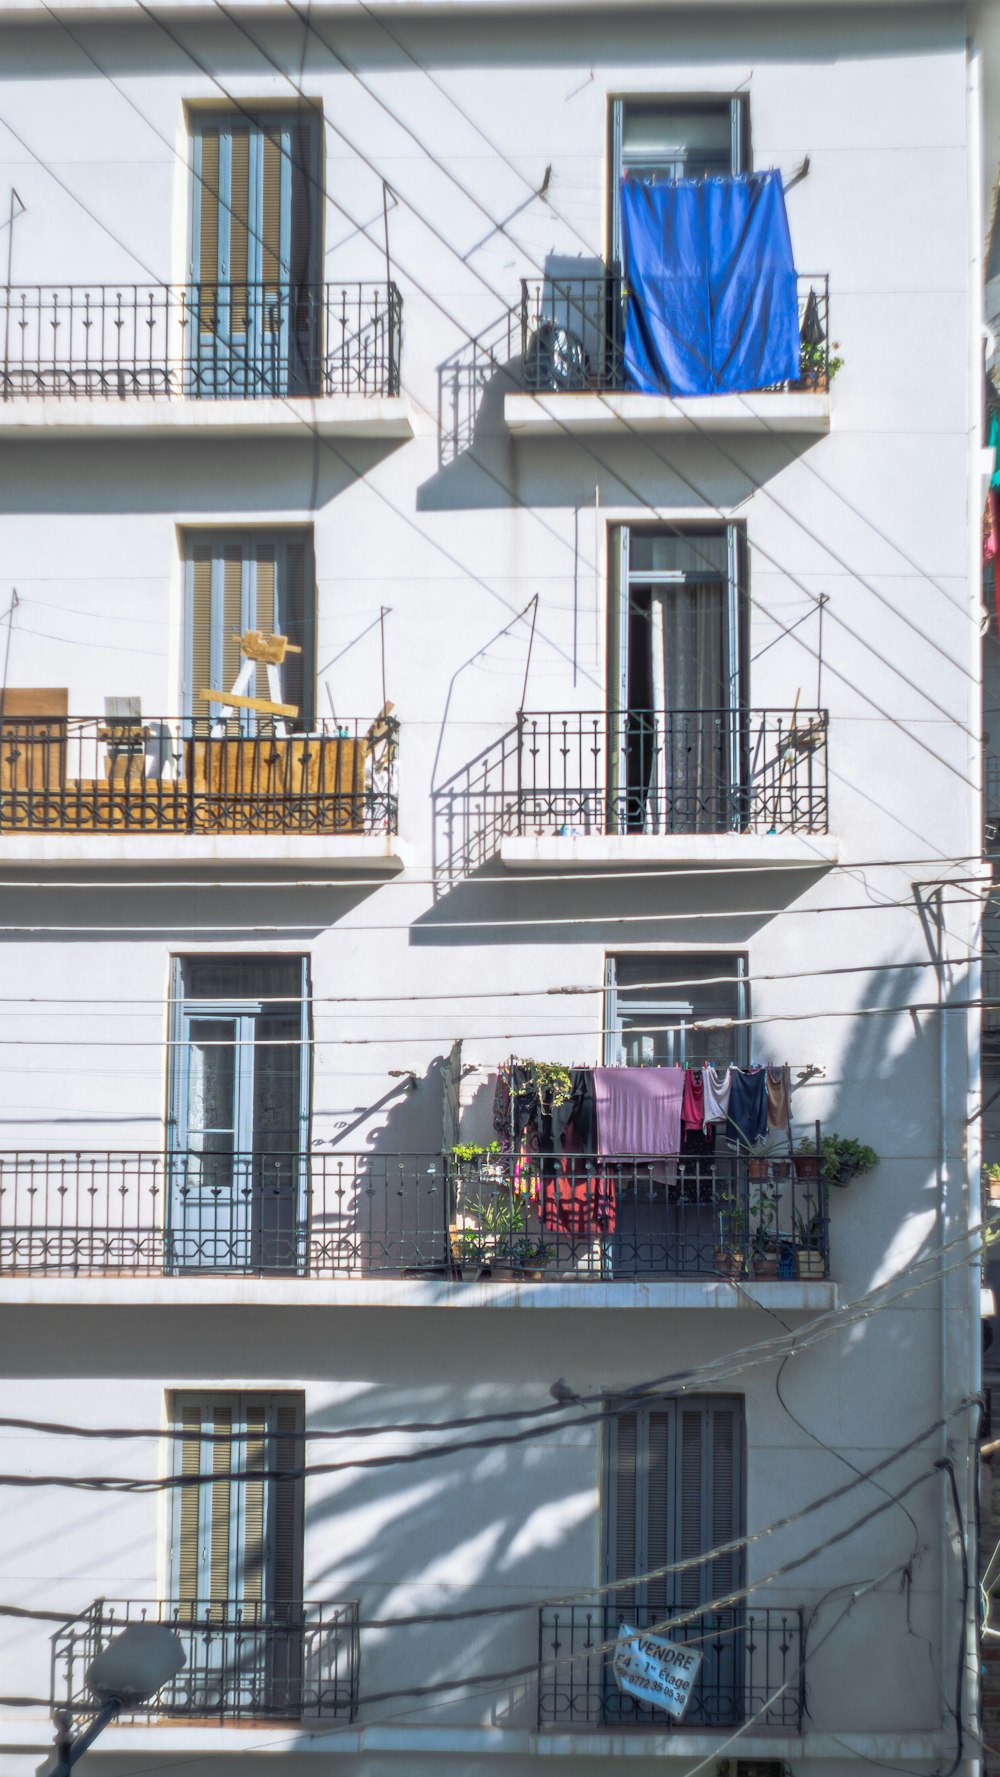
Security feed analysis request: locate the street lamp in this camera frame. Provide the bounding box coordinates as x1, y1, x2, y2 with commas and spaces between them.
52, 1623, 186, 1776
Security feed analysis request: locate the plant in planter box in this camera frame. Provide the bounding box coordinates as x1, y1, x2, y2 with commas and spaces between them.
794, 1138, 820, 1182
794, 1206, 826, 1278
450, 1142, 503, 1185
748, 1174, 782, 1277
984, 1164, 1000, 1206
820, 1133, 878, 1189
456, 1191, 548, 1276
714, 1190, 746, 1279
795, 339, 843, 392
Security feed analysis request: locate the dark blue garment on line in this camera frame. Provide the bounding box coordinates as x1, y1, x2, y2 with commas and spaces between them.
620, 172, 801, 397
726, 1067, 769, 1150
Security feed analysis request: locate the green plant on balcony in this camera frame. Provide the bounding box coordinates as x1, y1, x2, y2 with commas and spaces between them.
453, 1190, 548, 1275
795, 339, 843, 392
984, 1163, 1000, 1206
820, 1133, 878, 1189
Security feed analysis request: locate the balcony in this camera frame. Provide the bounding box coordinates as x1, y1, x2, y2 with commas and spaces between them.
537, 1602, 805, 1732
0, 714, 401, 866
0, 1146, 829, 1287
52, 1599, 359, 1723
0, 282, 411, 440
503, 272, 831, 437
497, 707, 835, 871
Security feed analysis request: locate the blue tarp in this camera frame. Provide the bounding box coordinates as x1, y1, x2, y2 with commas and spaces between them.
620, 171, 801, 397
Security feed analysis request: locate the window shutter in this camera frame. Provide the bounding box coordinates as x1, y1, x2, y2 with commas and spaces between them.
209, 1404, 233, 1607
272, 1400, 302, 1604
709, 1403, 740, 1599
241, 1397, 268, 1606
261, 129, 283, 321
280, 541, 309, 723
177, 1402, 204, 1609
612, 1410, 638, 1615
222, 545, 244, 701
678, 1406, 705, 1609
190, 544, 214, 716
198, 129, 221, 336
645, 1411, 670, 1615
229, 130, 250, 330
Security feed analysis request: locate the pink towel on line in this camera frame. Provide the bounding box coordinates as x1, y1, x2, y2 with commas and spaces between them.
592, 1066, 685, 1158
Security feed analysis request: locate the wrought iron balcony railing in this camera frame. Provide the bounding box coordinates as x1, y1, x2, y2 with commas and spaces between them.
537, 1602, 805, 1730
0, 715, 398, 836
514, 271, 830, 396
52, 1599, 360, 1722
0, 1143, 828, 1281
516, 708, 829, 836
0, 282, 401, 400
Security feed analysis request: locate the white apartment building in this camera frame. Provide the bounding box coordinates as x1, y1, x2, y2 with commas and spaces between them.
0, 4, 992, 1777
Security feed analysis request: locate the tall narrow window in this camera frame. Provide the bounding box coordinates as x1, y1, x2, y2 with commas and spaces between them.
189, 111, 321, 396
603, 954, 749, 1069
609, 97, 748, 267
184, 531, 314, 730
608, 525, 746, 834
169, 1391, 305, 1715
167, 956, 310, 1273
604, 1395, 745, 1725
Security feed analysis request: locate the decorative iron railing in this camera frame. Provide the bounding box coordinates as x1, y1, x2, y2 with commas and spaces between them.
52, 1599, 359, 1722
537, 1602, 805, 1730
514, 271, 830, 395
0, 715, 398, 836
0, 1143, 828, 1280
0, 282, 401, 400
516, 708, 829, 836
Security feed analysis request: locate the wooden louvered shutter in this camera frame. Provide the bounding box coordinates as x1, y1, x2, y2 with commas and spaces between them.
272, 1400, 303, 1604
645, 1411, 670, 1615
198, 129, 221, 336
229, 130, 250, 332
678, 1407, 706, 1609
241, 1397, 268, 1607
177, 1401, 204, 1615
277, 541, 310, 725
253, 547, 276, 708
209, 1404, 234, 1610
261, 129, 283, 330
221, 545, 244, 707
190, 544, 214, 717
611, 1410, 638, 1615
708, 1403, 741, 1600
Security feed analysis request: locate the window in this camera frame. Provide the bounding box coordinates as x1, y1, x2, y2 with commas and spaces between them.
169, 1391, 305, 1714
167, 956, 310, 1272
604, 954, 748, 1068
603, 1394, 745, 1725
189, 110, 322, 396
609, 97, 749, 266
608, 524, 747, 834
184, 531, 314, 730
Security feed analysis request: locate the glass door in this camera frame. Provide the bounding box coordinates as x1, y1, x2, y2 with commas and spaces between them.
189, 115, 320, 397
167, 958, 309, 1272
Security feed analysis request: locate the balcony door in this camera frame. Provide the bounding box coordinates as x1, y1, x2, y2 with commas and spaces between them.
170, 1392, 304, 1715
609, 526, 745, 834
609, 98, 748, 270
190, 113, 321, 396
167, 957, 309, 1273
603, 1396, 745, 1726
183, 531, 314, 732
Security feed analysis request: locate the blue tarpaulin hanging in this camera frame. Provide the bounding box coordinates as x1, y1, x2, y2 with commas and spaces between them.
620, 171, 801, 397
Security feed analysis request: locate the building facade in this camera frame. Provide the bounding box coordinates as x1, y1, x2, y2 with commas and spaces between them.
0, 4, 991, 1777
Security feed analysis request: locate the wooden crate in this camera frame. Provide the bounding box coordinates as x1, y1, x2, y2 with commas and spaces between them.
186, 735, 368, 833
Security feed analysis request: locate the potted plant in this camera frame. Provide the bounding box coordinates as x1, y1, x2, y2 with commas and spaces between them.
793, 340, 843, 393
820, 1134, 878, 1189
450, 1141, 503, 1186
984, 1164, 1000, 1206
713, 1188, 746, 1280
748, 1174, 781, 1279
793, 1138, 819, 1181
794, 1206, 826, 1279
455, 1191, 549, 1280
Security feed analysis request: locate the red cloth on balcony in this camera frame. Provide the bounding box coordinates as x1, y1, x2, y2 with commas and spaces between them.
533, 1115, 617, 1234
681, 1068, 705, 1133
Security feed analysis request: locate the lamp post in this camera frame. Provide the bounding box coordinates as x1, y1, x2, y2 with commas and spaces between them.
52, 1623, 186, 1776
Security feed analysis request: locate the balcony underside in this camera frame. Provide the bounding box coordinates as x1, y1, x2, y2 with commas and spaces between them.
504, 390, 831, 437
0, 1276, 840, 1310
0, 832, 408, 869
0, 394, 415, 441
499, 833, 841, 871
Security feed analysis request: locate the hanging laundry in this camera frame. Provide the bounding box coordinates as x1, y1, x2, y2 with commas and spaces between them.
727, 1066, 768, 1148
681, 1068, 705, 1133
766, 1063, 792, 1130
534, 1093, 617, 1235
702, 1064, 732, 1122
593, 1066, 685, 1157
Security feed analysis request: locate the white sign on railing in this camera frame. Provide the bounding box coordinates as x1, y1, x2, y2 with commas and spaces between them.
612, 1621, 703, 1720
